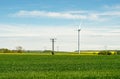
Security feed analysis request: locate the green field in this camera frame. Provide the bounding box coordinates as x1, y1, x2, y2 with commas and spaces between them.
0, 54, 120, 79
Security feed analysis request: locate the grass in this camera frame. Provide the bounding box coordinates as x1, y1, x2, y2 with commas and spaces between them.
0, 54, 120, 79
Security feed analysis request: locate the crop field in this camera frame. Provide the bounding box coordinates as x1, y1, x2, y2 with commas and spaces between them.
0, 54, 120, 79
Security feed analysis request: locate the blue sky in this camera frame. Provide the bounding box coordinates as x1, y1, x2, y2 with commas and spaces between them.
0, 0, 120, 51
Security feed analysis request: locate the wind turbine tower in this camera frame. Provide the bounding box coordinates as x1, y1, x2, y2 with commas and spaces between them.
78, 27, 81, 54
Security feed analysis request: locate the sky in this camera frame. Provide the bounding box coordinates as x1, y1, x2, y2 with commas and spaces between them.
0, 0, 120, 51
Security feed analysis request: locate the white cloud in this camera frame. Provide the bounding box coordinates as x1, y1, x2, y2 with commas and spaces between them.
13, 10, 87, 19
96, 11, 120, 16
13, 10, 109, 21
104, 5, 120, 10
85, 27, 120, 36
65, 10, 88, 14
0, 24, 75, 37
12, 10, 120, 22
101, 5, 120, 16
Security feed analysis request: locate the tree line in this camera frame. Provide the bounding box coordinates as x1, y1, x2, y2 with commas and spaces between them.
0, 46, 23, 53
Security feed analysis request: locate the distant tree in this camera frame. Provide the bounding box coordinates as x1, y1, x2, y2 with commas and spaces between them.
16, 46, 23, 53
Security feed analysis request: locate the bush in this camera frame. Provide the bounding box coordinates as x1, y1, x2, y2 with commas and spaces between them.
116, 51, 120, 55
43, 50, 52, 53
98, 51, 112, 55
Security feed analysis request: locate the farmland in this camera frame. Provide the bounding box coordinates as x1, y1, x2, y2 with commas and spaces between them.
0, 54, 120, 79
